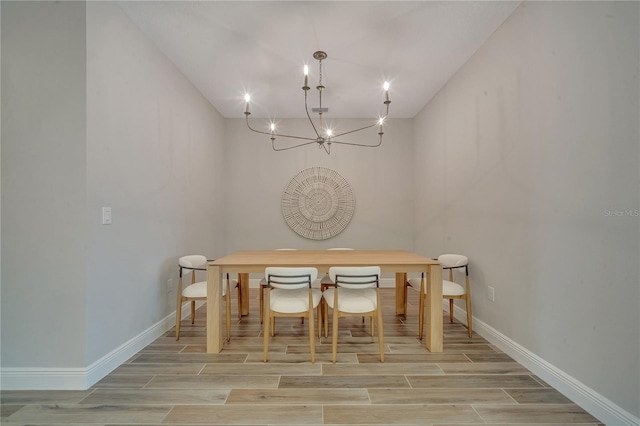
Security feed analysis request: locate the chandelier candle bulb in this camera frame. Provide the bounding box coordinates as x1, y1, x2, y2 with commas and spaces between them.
244, 94, 251, 114
303, 65, 309, 89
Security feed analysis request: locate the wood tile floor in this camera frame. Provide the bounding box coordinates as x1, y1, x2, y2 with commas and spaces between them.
1, 289, 603, 425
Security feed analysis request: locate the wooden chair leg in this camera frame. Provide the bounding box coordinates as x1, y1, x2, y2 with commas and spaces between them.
377, 310, 384, 363
259, 284, 265, 324
225, 283, 231, 342
418, 288, 425, 340
308, 308, 316, 364
449, 299, 454, 323
332, 307, 339, 364
403, 282, 408, 319
190, 300, 196, 324
370, 316, 374, 336
236, 282, 242, 320
465, 295, 473, 337
263, 290, 270, 362
175, 296, 182, 341
324, 299, 329, 338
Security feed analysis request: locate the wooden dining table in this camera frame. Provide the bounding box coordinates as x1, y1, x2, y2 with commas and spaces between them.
206, 249, 443, 353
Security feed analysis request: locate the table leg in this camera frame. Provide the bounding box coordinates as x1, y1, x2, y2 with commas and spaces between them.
206, 265, 223, 353
239, 273, 250, 316
425, 263, 443, 352
395, 272, 407, 315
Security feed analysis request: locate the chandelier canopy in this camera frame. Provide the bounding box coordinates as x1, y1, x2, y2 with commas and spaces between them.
243, 51, 391, 154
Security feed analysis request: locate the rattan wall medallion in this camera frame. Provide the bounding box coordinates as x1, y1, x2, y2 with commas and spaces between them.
281, 167, 355, 240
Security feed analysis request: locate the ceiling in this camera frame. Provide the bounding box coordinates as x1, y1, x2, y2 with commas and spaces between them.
117, 1, 520, 119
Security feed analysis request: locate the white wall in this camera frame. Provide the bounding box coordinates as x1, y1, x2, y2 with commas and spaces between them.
224, 118, 414, 253
413, 1, 639, 419
1, 1, 88, 368
85, 2, 228, 365
1, 0, 228, 377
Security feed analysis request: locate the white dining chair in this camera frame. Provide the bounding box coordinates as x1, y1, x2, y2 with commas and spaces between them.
176, 255, 240, 342
318, 248, 358, 328
323, 266, 384, 363
259, 248, 297, 324
263, 267, 321, 363
405, 253, 472, 338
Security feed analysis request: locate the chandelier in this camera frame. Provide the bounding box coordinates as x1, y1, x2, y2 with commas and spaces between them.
243, 51, 391, 154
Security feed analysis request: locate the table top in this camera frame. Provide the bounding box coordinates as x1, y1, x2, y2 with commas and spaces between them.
209, 250, 439, 273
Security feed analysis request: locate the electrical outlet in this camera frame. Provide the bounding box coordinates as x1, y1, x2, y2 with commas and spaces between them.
488, 286, 495, 302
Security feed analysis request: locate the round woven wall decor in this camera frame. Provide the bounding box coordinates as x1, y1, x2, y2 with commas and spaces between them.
281, 167, 355, 240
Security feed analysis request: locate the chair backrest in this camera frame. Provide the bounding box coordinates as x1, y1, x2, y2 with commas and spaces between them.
438, 254, 469, 277
438, 254, 468, 268
265, 267, 318, 290
179, 255, 208, 275
329, 266, 381, 289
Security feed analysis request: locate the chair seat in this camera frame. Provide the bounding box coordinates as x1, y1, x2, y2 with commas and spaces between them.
407, 278, 466, 297
323, 288, 377, 313
270, 288, 322, 313
183, 280, 236, 298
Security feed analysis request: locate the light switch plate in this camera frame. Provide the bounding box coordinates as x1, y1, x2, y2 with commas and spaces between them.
102, 207, 112, 225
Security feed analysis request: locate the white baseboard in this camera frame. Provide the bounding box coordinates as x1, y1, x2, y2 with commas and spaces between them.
0, 301, 202, 390
449, 304, 640, 426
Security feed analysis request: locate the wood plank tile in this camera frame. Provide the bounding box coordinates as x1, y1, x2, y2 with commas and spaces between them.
505, 388, 574, 404
226, 388, 370, 404
139, 343, 188, 353
1, 405, 24, 419
79, 388, 229, 405
407, 374, 543, 388
323, 404, 483, 424
132, 353, 247, 363
4, 404, 170, 424
465, 352, 516, 362
358, 353, 470, 363
91, 374, 154, 389
163, 404, 322, 424
438, 362, 531, 374
0, 390, 92, 404
474, 404, 601, 423
385, 343, 493, 354
201, 362, 321, 376
279, 375, 410, 388
367, 388, 515, 404
322, 363, 443, 376
286, 343, 388, 354
146, 374, 279, 389
111, 362, 204, 375
246, 351, 359, 363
